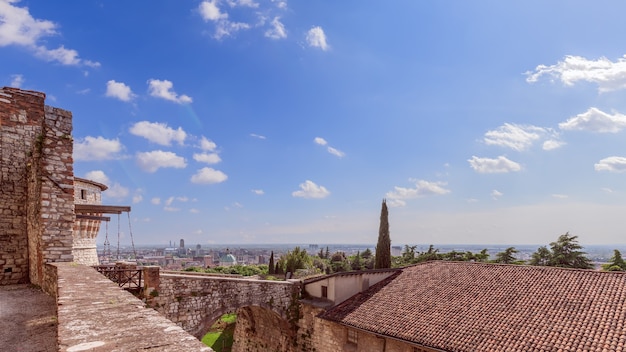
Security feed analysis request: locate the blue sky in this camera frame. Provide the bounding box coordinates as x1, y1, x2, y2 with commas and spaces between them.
3, 0, 626, 246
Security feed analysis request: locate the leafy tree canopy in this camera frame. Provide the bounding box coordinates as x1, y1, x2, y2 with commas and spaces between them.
602, 249, 626, 271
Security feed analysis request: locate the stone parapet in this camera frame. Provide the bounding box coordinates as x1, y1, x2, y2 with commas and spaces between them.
50, 263, 213, 352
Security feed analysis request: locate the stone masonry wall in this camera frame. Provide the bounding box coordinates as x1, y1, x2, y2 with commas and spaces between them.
0, 87, 74, 286
147, 273, 301, 339
231, 305, 295, 352
0, 88, 45, 285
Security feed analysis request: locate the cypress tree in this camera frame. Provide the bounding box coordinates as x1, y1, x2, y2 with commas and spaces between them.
375, 199, 391, 269
268, 251, 275, 274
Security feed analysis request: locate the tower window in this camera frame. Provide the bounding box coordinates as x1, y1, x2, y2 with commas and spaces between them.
81, 189, 87, 200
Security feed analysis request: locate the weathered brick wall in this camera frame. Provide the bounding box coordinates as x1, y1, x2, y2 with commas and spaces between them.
0, 87, 74, 286
0, 88, 46, 285
146, 273, 301, 340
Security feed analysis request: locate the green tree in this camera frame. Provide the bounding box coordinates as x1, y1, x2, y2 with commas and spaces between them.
549, 232, 593, 269
268, 251, 275, 274
375, 199, 391, 269
602, 249, 626, 271
361, 248, 373, 259
276, 246, 312, 274
401, 245, 417, 264
494, 247, 519, 264
529, 246, 551, 266
474, 248, 490, 262
351, 251, 363, 271
416, 245, 441, 262
330, 251, 350, 273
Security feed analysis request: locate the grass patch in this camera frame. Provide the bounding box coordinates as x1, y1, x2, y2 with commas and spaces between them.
201, 313, 237, 352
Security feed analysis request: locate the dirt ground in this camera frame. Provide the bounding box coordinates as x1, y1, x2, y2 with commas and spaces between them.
0, 284, 57, 352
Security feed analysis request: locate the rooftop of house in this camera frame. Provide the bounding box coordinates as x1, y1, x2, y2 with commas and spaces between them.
319, 261, 626, 352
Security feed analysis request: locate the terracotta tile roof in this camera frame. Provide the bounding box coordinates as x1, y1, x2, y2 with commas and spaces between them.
319, 261, 626, 352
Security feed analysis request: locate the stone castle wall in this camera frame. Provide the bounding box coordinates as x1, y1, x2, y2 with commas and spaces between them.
0, 87, 74, 286
146, 272, 301, 340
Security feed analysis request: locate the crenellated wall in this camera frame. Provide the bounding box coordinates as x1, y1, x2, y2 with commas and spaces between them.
0, 87, 75, 286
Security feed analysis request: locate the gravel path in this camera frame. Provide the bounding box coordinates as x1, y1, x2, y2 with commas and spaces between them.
0, 284, 57, 352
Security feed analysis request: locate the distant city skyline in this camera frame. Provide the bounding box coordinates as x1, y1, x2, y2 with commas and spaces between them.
3, 1, 626, 245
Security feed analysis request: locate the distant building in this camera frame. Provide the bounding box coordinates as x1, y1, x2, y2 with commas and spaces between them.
219, 253, 237, 267
391, 245, 402, 256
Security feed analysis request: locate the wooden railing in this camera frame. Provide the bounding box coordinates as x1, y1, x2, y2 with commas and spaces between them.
93, 265, 143, 293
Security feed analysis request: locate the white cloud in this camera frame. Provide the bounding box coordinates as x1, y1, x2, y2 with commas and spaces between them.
252, 189, 264, 195
10, 73, 23, 87
193, 152, 221, 164
0, 0, 56, 46
314, 137, 327, 146
468, 156, 521, 173
327, 146, 345, 158
164, 206, 180, 212
227, 0, 259, 8
543, 140, 565, 151
151, 197, 161, 205
265, 17, 286, 39
215, 21, 250, 39
491, 189, 503, 200
198, 1, 250, 39
483, 123, 549, 151
315, 137, 345, 157
199, 0, 228, 21
105, 80, 135, 102
129, 121, 186, 146
164, 196, 175, 206
147, 79, 192, 104
552, 194, 568, 199
594, 156, 626, 173
74, 136, 124, 161
106, 183, 129, 200
250, 133, 266, 140
199, 136, 217, 151
559, 107, 626, 133
386, 180, 451, 206
292, 180, 330, 199
136, 150, 187, 173
84, 170, 110, 186
526, 55, 626, 93
272, 0, 287, 9
191, 167, 228, 184
0, 2, 98, 67
35, 45, 80, 65
132, 194, 143, 204
190, 209, 200, 214
306, 26, 329, 51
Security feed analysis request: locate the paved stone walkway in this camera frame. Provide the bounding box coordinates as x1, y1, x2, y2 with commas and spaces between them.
0, 284, 57, 352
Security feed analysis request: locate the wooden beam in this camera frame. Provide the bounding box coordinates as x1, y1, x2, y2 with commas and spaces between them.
76, 214, 111, 221
75, 204, 131, 214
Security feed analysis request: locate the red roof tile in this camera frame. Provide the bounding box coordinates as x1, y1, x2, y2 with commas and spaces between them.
319, 261, 626, 352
